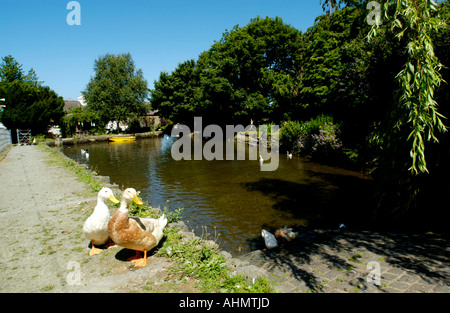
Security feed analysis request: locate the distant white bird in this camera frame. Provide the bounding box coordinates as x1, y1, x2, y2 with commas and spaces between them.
81, 149, 86, 155
287, 151, 293, 159
259, 154, 264, 164
85, 149, 89, 161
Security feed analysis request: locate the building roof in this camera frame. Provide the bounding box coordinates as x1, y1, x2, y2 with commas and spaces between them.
64, 100, 82, 112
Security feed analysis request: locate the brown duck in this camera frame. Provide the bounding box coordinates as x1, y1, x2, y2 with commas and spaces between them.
108, 188, 168, 267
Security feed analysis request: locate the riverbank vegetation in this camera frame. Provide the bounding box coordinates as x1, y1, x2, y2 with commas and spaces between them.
126, 200, 273, 292
151, 1, 450, 230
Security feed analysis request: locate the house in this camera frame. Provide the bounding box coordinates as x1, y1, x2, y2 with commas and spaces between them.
63, 96, 94, 137
144, 109, 161, 129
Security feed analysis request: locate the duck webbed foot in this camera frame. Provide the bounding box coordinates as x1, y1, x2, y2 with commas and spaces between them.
89, 241, 103, 256
128, 250, 148, 267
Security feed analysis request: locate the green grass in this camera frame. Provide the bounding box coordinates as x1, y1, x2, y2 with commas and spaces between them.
157, 227, 273, 293
129, 202, 273, 293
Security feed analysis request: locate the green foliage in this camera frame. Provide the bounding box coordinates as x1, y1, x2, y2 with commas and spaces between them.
280, 121, 305, 152
0, 55, 64, 136
83, 53, 150, 130
125, 201, 275, 293
128, 200, 184, 224
320, 0, 363, 15
151, 16, 304, 126
151, 59, 202, 127
0, 55, 41, 84
280, 115, 337, 155
300, 6, 368, 116
369, 0, 448, 174
311, 121, 343, 156
61, 106, 101, 137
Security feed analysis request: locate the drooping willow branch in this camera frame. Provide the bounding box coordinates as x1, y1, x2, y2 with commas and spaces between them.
368, 0, 448, 175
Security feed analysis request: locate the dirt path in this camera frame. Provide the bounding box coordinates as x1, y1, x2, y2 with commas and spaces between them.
0, 145, 191, 292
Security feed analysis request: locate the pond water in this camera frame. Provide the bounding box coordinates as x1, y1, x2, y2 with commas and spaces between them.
61, 135, 373, 255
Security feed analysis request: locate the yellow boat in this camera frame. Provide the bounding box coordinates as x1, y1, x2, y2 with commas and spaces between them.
107, 135, 136, 143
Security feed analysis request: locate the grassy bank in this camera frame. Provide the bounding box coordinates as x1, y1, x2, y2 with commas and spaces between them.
38, 144, 273, 293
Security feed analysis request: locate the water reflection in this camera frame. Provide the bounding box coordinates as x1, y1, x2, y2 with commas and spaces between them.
62, 136, 373, 255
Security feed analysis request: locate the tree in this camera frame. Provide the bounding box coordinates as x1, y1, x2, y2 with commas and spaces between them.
320, 0, 363, 15
369, 0, 448, 175
0, 55, 41, 84
151, 59, 203, 128
300, 6, 367, 120
204, 16, 304, 125
151, 17, 304, 126
360, 0, 450, 227
61, 106, 101, 137
0, 55, 64, 138
83, 53, 149, 131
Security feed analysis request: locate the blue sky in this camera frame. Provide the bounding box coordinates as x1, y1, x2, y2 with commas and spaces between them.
0, 0, 324, 100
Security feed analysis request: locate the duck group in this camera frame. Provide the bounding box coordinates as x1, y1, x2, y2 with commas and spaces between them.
261, 226, 299, 250
82, 187, 168, 267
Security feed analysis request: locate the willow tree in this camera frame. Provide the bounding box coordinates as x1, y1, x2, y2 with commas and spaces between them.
369, 0, 447, 175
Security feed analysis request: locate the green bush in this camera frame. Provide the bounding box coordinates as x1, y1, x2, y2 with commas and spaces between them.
280, 114, 336, 154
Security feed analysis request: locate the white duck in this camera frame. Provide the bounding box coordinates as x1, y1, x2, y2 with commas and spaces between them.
287, 151, 293, 159
108, 188, 168, 267
83, 187, 119, 256
261, 229, 278, 250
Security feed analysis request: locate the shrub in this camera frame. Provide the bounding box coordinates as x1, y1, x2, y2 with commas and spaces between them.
280, 120, 305, 152
280, 114, 341, 157
310, 122, 343, 156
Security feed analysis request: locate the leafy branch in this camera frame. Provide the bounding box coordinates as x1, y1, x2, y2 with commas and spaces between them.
369, 0, 448, 174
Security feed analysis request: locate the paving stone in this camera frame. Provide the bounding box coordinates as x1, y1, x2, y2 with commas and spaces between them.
432, 285, 450, 293
233, 227, 448, 294
397, 274, 420, 284
381, 272, 399, 282
407, 282, 434, 293
388, 281, 410, 291
322, 269, 343, 280
386, 267, 405, 275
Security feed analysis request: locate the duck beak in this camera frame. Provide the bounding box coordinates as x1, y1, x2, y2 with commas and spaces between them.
109, 195, 120, 204
132, 194, 144, 205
